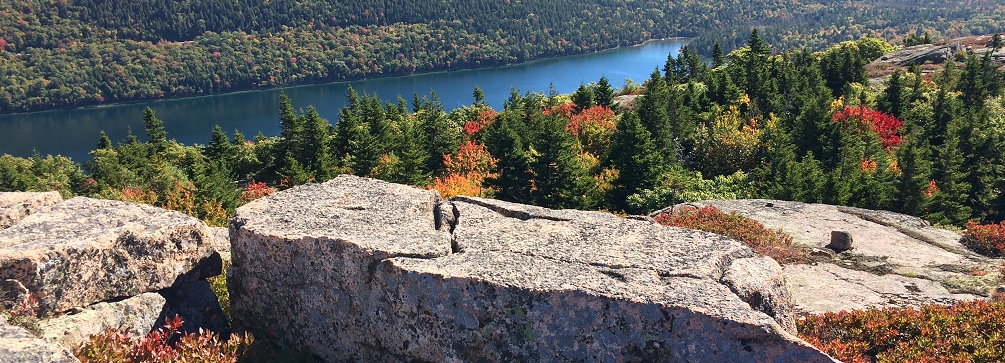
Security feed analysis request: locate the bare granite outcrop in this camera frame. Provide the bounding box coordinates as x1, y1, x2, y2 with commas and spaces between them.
0, 192, 229, 362
0, 191, 62, 230
669, 199, 1000, 314
229, 175, 835, 362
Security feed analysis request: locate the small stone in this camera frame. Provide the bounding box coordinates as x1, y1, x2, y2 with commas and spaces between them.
827, 231, 854, 253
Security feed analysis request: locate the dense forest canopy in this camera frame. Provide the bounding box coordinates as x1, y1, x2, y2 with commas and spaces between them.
3, 32, 1004, 232
2, 0, 1005, 113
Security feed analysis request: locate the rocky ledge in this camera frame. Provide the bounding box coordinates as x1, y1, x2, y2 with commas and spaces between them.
669, 199, 1001, 314
229, 175, 834, 362
0, 194, 228, 362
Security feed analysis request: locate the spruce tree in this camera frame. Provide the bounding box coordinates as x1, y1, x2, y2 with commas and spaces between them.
395, 118, 431, 186
96, 131, 113, 150
205, 125, 236, 166
928, 118, 973, 225
594, 77, 615, 108
529, 113, 591, 209
637, 69, 673, 162
607, 111, 663, 214
571, 84, 595, 112
142, 108, 168, 154
483, 118, 534, 204
895, 136, 933, 215
473, 87, 486, 105
300, 107, 335, 180
712, 42, 725, 69
879, 70, 906, 119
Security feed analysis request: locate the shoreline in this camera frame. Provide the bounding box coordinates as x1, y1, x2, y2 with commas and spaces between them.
0, 37, 690, 117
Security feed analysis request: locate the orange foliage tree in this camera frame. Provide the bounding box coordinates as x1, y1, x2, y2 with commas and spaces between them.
430, 141, 498, 198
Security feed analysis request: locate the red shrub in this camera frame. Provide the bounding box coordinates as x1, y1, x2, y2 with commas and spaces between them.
798, 299, 1005, 362
963, 221, 1005, 258
833, 105, 904, 149
75, 315, 253, 363
463, 109, 497, 137
652, 206, 808, 264
239, 180, 274, 204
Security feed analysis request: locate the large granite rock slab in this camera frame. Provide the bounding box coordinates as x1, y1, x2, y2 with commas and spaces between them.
0, 192, 62, 230
672, 199, 998, 313
0, 315, 78, 363
0, 197, 221, 315
871, 42, 963, 66
229, 175, 834, 362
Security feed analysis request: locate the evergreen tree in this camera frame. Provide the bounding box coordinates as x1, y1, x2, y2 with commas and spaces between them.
205, 125, 236, 166
232, 130, 246, 145
484, 118, 534, 204
300, 106, 335, 180
193, 159, 240, 213
276, 93, 304, 169
473, 87, 486, 105
143, 108, 168, 154
529, 113, 591, 209
895, 136, 933, 215
879, 70, 906, 118
571, 84, 595, 111
607, 111, 663, 214
97, 131, 113, 150
594, 77, 615, 108
712, 41, 725, 68
394, 118, 432, 186
928, 118, 973, 225
637, 69, 674, 162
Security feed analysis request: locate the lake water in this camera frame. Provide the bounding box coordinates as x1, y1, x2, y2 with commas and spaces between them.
0, 39, 687, 162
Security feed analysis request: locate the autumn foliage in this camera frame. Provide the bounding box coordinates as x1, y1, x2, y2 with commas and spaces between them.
462, 109, 497, 137
239, 180, 275, 204
430, 141, 498, 198
832, 105, 904, 149
799, 299, 1005, 363
962, 221, 1005, 258
652, 205, 808, 264
75, 316, 253, 363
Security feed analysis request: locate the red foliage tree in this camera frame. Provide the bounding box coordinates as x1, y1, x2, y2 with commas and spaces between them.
832, 105, 903, 149
566, 105, 616, 137
462, 109, 497, 137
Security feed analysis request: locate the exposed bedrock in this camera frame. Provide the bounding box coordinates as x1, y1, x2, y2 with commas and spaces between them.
229, 175, 834, 362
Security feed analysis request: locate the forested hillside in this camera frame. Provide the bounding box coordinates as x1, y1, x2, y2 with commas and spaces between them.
2, 0, 1005, 113
3, 32, 1004, 232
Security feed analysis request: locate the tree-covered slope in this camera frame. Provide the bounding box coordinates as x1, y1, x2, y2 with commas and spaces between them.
1, 0, 1004, 113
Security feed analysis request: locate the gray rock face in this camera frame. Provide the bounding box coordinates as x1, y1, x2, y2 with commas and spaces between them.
38, 292, 166, 349
0, 197, 221, 315
0, 192, 62, 230
675, 199, 998, 314
872, 42, 963, 66
210, 227, 231, 262
0, 315, 78, 363
230, 175, 834, 362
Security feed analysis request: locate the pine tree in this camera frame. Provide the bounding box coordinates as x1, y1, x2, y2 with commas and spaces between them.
594, 77, 615, 108
143, 108, 168, 154
607, 111, 663, 214
571, 84, 595, 112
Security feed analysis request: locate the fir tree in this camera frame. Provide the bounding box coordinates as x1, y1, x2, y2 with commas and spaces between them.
529, 113, 591, 209
607, 111, 663, 214
143, 108, 168, 154
637, 69, 673, 162
594, 77, 615, 108
571, 84, 595, 112
879, 70, 906, 118
96, 131, 113, 150
205, 125, 235, 166
712, 41, 725, 68
300, 106, 335, 180
895, 137, 933, 215
928, 118, 973, 225
483, 118, 534, 204
473, 87, 486, 105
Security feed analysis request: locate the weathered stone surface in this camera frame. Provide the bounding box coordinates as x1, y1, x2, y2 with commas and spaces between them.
0, 197, 221, 315
673, 199, 1000, 313
210, 227, 231, 262
0, 192, 62, 230
230, 175, 834, 362
784, 264, 979, 314
0, 315, 78, 363
871, 42, 963, 66
38, 292, 166, 349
